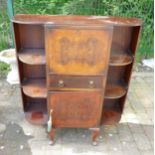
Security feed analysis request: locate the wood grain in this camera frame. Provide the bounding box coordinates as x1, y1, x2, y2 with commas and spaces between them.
45, 27, 112, 75
12, 15, 142, 129
22, 79, 47, 98
18, 49, 45, 65
48, 91, 103, 128
105, 84, 126, 99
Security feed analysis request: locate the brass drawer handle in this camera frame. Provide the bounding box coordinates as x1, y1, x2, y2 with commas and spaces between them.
58, 80, 64, 87
89, 80, 94, 88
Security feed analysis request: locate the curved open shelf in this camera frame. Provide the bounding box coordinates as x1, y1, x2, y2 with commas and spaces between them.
18, 49, 45, 65
22, 79, 47, 98
110, 53, 133, 66
25, 102, 48, 125
105, 84, 126, 99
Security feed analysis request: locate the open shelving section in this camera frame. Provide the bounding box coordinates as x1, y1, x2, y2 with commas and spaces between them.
102, 24, 142, 125
24, 96, 48, 125
13, 22, 47, 124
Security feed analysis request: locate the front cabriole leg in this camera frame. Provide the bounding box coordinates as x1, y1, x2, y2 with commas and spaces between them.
49, 128, 56, 145
89, 127, 100, 146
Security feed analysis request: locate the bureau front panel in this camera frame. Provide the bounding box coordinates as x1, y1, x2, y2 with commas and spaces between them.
45, 26, 113, 75
48, 91, 103, 128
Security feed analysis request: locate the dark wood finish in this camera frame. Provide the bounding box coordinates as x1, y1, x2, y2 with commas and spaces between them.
12, 14, 142, 26
12, 14, 142, 144
101, 111, 121, 125
45, 26, 112, 75
101, 98, 123, 125
45, 23, 112, 143
48, 91, 103, 128
110, 52, 133, 66
105, 84, 126, 99
90, 128, 100, 145
22, 79, 47, 98
18, 24, 44, 49
24, 98, 47, 125
49, 128, 56, 145
18, 49, 45, 65
12, 18, 46, 125
103, 98, 124, 112
23, 65, 46, 79
102, 25, 141, 125
48, 74, 104, 90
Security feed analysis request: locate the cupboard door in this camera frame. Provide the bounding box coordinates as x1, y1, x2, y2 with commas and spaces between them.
45, 25, 113, 75
48, 91, 103, 128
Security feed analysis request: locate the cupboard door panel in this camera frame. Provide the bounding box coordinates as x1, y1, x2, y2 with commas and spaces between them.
45, 26, 112, 75
48, 91, 103, 128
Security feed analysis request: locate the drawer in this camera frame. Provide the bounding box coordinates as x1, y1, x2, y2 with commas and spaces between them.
48, 74, 104, 90
48, 90, 103, 128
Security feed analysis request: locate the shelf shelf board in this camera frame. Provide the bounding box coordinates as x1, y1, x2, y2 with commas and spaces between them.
105, 84, 126, 99
22, 79, 47, 98
110, 53, 133, 66
25, 102, 48, 125
18, 49, 45, 65
101, 110, 122, 125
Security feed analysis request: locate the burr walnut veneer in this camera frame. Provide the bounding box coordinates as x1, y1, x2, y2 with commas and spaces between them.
12, 14, 142, 144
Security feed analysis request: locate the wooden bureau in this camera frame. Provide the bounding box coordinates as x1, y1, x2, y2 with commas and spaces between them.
12, 14, 142, 145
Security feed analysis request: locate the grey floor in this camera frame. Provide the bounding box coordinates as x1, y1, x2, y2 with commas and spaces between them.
0, 72, 154, 155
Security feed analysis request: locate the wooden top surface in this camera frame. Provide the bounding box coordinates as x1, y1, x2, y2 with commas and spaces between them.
12, 14, 142, 26
89, 16, 142, 26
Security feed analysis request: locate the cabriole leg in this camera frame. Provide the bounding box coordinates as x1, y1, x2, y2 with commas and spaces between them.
49, 128, 56, 145
89, 128, 100, 146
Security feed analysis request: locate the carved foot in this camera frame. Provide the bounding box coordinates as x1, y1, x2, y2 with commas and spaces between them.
49, 128, 56, 145
49, 140, 54, 145
89, 128, 100, 146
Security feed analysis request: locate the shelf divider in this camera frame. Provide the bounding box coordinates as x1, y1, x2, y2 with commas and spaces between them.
18, 48, 45, 65
105, 84, 126, 99
22, 78, 47, 98
110, 52, 133, 66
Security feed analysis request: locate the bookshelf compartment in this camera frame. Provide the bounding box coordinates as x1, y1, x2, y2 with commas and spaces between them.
101, 110, 121, 125
103, 98, 123, 112
101, 98, 123, 125
106, 65, 132, 87
22, 64, 46, 79
109, 26, 134, 67
16, 24, 44, 49
22, 78, 47, 98
18, 48, 45, 65
25, 98, 48, 125
111, 26, 133, 54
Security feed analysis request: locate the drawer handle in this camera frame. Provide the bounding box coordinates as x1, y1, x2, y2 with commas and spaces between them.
89, 80, 94, 88
58, 80, 64, 87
